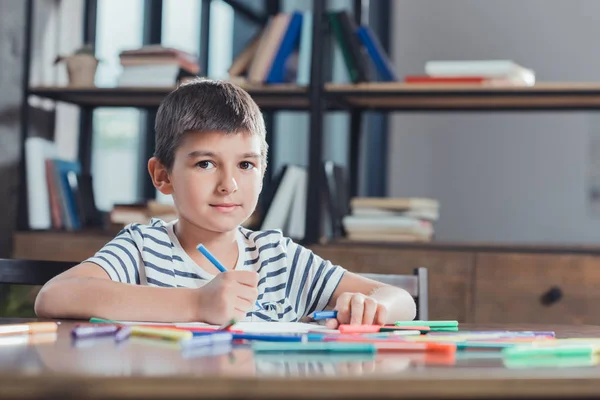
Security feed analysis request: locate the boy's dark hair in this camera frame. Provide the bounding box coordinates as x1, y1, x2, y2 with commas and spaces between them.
154, 78, 267, 171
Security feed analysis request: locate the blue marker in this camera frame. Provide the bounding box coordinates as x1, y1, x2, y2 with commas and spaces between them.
197, 244, 264, 310
311, 310, 338, 320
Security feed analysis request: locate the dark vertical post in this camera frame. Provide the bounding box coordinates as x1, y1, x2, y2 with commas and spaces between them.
365, 0, 389, 196
305, 0, 326, 245
262, 0, 279, 190
17, 0, 35, 231
347, 0, 367, 198
140, 0, 163, 200
200, 0, 211, 76
78, 0, 98, 175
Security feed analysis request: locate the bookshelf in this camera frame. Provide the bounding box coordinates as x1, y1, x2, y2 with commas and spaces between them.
17, 0, 600, 252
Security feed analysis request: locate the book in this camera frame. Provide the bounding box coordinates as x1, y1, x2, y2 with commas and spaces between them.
261, 165, 306, 233
266, 12, 303, 84
248, 13, 291, 83
350, 197, 439, 211
355, 26, 397, 82
228, 30, 263, 78
25, 137, 57, 229
296, 11, 313, 85
424, 60, 535, 86
334, 10, 369, 83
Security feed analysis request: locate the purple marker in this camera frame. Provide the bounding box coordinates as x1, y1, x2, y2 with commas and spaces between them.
71, 324, 119, 339
115, 326, 132, 342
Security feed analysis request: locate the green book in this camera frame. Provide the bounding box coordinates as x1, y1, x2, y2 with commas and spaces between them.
395, 320, 459, 328
252, 342, 376, 353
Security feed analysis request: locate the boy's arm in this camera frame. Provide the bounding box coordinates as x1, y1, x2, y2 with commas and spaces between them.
326, 272, 417, 326
35, 263, 200, 322
35, 263, 260, 323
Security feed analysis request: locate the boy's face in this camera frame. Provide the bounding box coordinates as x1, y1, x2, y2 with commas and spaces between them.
161, 130, 264, 233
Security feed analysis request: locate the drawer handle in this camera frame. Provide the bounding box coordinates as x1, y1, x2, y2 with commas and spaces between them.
540, 286, 563, 306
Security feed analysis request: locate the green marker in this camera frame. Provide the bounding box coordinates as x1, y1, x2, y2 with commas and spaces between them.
252, 342, 376, 353
395, 320, 459, 328
90, 317, 119, 324
503, 345, 596, 358
504, 355, 597, 369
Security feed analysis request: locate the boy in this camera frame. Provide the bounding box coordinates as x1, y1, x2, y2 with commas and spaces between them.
35, 79, 416, 327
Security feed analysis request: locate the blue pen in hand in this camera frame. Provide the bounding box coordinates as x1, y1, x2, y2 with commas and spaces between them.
311, 310, 338, 321
197, 244, 264, 311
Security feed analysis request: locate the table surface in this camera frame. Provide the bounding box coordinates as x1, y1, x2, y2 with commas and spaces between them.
2, 319, 600, 399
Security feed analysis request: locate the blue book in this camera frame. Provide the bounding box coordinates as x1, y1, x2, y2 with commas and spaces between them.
295, 11, 312, 85
52, 159, 82, 230
266, 11, 303, 84
355, 26, 398, 82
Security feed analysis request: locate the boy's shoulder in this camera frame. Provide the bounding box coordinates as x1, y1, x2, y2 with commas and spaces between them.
115, 218, 172, 245
238, 227, 292, 249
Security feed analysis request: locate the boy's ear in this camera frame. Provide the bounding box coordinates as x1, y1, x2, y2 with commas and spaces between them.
148, 157, 173, 195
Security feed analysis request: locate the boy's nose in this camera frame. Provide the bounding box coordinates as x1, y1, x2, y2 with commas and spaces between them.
218, 177, 238, 194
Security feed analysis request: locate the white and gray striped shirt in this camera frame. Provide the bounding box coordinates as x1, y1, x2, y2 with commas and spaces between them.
85, 218, 345, 322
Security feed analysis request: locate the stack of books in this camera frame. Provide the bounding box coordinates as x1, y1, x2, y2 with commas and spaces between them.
403, 60, 535, 86
342, 197, 439, 243
228, 10, 397, 85
117, 45, 200, 87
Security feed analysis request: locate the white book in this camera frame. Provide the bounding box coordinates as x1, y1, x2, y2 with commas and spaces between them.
286, 168, 307, 239
25, 137, 57, 229
342, 215, 433, 236
352, 207, 439, 221
261, 165, 305, 231
425, 60, 535, 85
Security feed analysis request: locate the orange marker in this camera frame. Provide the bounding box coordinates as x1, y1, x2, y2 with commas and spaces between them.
338, 325, 381, 334
326, 336, 456, 353
0, 322, 58, 336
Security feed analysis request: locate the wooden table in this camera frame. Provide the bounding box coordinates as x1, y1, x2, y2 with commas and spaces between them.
2, 319, 600, 399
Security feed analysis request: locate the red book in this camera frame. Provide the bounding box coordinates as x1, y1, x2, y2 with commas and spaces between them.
404, 75, 487, 84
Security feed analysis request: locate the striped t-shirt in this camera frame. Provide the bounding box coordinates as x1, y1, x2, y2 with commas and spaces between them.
85, 219, 345, 322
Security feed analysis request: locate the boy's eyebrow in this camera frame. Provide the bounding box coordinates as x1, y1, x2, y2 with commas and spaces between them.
187, 150, 216, 158
186, 150, 261, 159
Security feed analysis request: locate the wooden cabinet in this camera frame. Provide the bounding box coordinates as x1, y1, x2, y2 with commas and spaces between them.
310, 245, 475, 322
13, 231, 600, 325
12, 231, 111, 262
311, 243, 600, 325
474, 253, 600, 325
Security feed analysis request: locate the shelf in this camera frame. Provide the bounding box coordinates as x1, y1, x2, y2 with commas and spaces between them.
31, 82, 600, 112
326, 82, 600, 111
28, 84, 310, 110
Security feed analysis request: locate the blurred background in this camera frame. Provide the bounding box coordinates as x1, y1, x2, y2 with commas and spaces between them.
3, 0, 600, 324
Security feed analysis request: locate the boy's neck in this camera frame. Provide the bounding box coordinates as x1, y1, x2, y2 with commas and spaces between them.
173, 218, 239, 269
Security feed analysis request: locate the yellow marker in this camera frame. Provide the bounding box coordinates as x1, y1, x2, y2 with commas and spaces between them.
130, 326, 193, 341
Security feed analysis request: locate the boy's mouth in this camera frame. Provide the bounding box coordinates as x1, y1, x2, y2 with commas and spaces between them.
210, 203, 240, 213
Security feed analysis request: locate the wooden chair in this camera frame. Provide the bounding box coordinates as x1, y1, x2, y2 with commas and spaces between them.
0, 258, 74, 286
359, 267, 428, 320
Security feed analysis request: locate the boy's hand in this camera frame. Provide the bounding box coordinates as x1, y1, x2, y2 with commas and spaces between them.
324, 292, 388, 329
195, 271, 258, 324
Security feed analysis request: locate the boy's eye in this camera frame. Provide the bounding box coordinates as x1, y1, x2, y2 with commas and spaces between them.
196, 160, 216, 169
239, 161, 255, 170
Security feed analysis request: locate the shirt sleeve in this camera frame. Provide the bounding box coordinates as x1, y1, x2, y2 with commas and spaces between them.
84, 226, 143, 284
284, 238, 346, 318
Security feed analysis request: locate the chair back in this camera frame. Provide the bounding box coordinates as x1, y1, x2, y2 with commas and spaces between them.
0, 259, 73, 286
359, 267, 429, 320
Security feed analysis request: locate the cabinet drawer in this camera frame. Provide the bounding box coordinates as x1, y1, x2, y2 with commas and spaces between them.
475, 253, 600, 324
310, 245, 474, 322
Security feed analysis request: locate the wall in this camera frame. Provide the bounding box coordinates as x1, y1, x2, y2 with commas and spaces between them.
389, 0, 600, 244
